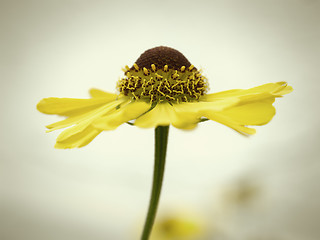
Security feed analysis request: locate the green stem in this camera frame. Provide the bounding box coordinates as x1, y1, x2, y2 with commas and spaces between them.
141, 126, 169, 240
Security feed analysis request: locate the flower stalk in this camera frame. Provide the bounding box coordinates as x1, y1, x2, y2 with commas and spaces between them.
141, 126, 169, 240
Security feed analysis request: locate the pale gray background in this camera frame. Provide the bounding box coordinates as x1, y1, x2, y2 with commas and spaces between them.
1, 0, 319, 239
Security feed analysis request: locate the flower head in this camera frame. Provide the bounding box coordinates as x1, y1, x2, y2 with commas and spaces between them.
37, 46, 292, 149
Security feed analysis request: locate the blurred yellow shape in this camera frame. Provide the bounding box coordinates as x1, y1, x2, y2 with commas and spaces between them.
150, 212, 206, 240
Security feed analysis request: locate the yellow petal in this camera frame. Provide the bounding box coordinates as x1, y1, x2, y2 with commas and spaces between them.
204, 82, 292, 102
56, 99, 126, 142
46, 110, 94, 132
55, 126, 101, 149
201, 100, 276, 135
205, 112, 257, 135
248, 81, 292, 96
134, 103, 200, 130
37, 93, 118, 116
89, 88, 117, 98
275, 83, 293, 95
218, 101, 276, 125
203, 89, 243, 100
93, 101, 151, 130
198, 82, 293, 135
46, 98, 127, 132
179, 98, 239, 113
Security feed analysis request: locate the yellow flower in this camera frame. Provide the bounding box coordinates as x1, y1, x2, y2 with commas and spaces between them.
150, 212, 206, 240
37, 46, 292, 149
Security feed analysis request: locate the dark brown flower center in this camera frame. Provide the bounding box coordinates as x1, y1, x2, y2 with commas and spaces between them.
133, 46, 192, 70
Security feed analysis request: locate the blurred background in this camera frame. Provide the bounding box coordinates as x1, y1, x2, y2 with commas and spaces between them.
0, 0, 319, 239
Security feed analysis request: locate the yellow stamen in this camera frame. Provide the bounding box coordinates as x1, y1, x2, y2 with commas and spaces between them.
172, 70, 179, 79
143, 67, 149, 75
151, 64, 156, 72
133, 63, 140, 71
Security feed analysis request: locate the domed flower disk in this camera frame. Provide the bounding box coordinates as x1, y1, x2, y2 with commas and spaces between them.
37, 46, 293, 149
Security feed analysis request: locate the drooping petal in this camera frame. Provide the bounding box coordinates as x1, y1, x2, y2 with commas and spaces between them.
198, 82, 293, 135
204, 112, 256, 135
55, 125, 102, 149
37, 90, 118, 116
220, 101, 275, 125
134, 102, 200, 130
56, 99, 127, 142
46, 98, 127, 132
171, 103, 202, 129
201, 100, 275, 135
46, 113, 89, 132
93, 101, 151, 130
